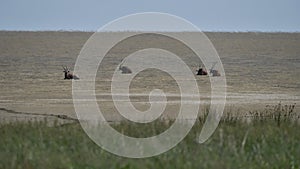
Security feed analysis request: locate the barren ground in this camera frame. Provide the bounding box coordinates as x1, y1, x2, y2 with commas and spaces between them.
0, 31, 299, 122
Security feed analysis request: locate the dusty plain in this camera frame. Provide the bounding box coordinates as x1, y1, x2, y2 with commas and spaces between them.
0, 31, 299, 122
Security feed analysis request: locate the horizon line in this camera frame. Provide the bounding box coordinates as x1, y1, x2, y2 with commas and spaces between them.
0, 29, 300, 33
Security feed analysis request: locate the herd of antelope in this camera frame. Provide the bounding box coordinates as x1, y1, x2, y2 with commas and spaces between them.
62, 61, 220, 80
196, 62, 221, 77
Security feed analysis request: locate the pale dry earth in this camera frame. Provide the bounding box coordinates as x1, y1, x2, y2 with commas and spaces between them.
0, 31, 299, 123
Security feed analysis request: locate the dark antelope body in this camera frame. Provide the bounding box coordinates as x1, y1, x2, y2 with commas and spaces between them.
197, 67, 208, 75
119, 60, 132, 74
62, 66, 79, 80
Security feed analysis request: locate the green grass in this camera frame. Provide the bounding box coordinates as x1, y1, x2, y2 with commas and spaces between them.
0, 104, 299, 169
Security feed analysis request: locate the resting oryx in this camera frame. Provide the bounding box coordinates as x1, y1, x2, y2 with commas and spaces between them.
62, 66, 79, 80
119, 59, 132, 74
196, 65, 208, 75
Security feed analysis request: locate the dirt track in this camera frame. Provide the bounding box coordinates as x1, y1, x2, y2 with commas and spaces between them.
0, 31, 299, 122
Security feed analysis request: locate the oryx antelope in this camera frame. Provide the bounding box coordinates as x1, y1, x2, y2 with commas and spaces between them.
209, 62, 221, 77
196, 65, 208, 75
119, 60, 132, 74
62, 66, 79, 80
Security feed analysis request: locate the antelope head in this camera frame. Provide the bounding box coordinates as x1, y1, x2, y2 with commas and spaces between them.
62, 65, 79, 80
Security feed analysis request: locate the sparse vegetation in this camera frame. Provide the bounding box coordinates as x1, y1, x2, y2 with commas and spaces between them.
0, 104, 299, 169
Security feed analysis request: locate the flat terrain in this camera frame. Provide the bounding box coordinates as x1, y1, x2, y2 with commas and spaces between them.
0, 31, 299, 168
0, 31, 299, 122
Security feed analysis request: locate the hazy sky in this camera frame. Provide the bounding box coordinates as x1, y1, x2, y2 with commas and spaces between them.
1, 0, 299, 32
